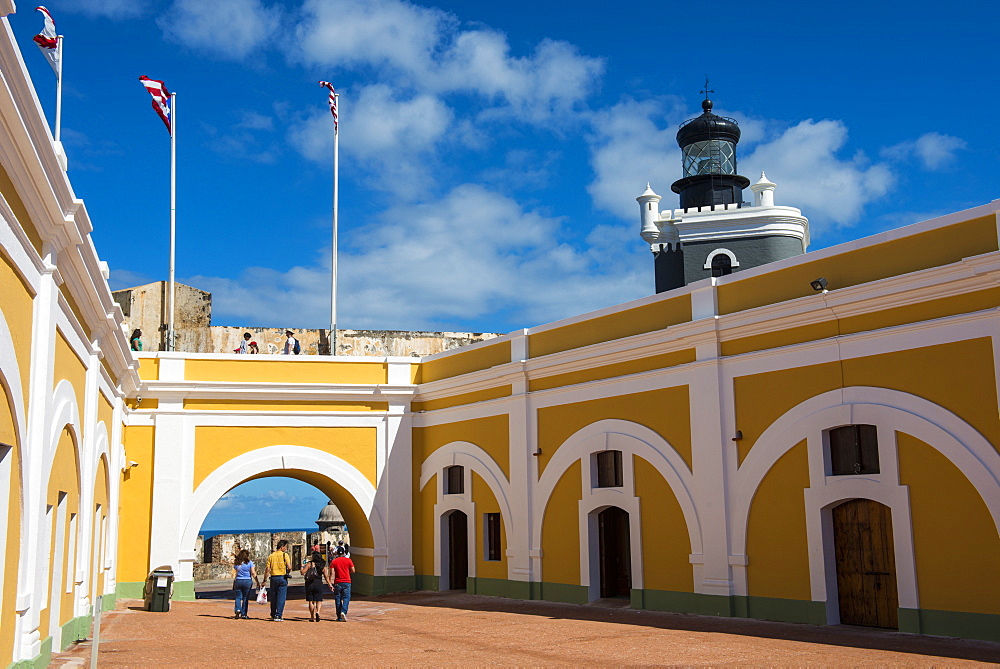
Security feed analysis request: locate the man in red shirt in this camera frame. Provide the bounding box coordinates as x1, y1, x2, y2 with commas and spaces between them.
330, 547, 355, 621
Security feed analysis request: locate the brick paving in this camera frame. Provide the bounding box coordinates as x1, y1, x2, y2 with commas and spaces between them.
51, 584, 1000, 667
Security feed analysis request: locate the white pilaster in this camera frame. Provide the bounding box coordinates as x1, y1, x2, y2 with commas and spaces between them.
507, 330, 534, 585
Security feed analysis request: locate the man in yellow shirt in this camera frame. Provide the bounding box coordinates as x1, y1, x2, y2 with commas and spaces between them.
262, 540, 292, 621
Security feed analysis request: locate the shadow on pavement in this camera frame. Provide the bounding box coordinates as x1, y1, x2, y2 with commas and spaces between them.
365, 591, 1000, 664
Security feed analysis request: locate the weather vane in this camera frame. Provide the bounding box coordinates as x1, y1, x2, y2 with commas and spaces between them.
701, 75, 714, 101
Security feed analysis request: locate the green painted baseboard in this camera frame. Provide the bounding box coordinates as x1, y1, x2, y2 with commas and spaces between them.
116, 581, 145, 599
414, 575, 439, 591
172, 580, 195, 602
352, 573, 417, 596
899, 607, 1000, 642
8, 635, 54, 669
60, 614, 92, 650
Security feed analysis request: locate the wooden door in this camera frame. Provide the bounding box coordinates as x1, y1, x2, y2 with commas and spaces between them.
447, 511, 468, 590
833, 499, 898, 628
598, 507, 631, 598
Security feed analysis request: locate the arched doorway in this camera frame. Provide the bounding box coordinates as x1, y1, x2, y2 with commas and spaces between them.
443, 510, 468, 590
832, 499, 898, 628
598, 506, 631, 598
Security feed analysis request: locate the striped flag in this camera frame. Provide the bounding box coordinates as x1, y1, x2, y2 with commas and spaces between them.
139, 76, 172, 133
33, 6, 60, 73
319, 81, 338, 129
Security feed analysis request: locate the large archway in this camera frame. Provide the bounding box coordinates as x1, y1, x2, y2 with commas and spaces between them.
180, 447, 384, 596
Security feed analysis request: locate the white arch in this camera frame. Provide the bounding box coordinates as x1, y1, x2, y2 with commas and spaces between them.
702, 247, 740, 270
419, 441, 513, 541
533, 419, 702, 555
731, 386, 1000, 617
44, 379, 82, 482
0, 304, 27, 641
180, 446, 384, 554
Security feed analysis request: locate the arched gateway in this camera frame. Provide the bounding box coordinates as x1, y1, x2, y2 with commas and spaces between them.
119, 353, 417, 600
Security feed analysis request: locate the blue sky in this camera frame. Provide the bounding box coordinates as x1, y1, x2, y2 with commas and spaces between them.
11, 1, 995, 531
8, 0, 997, 337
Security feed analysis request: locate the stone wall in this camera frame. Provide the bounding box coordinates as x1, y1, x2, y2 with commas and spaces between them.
115, 281, 501, 356
194, 531, 308, 581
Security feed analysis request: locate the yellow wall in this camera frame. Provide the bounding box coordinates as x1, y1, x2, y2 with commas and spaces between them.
98, 393, 114, 439
734, 363, 841, 465
54, 330, 86, 418
0, 163, 43, 255
898, 432, 1000, 614
717, 214, 998, 315
529, 294, 691, 358
93, 457, 109, 600
745, 441, 810, 601
529, 349, 696, 392
472, 471, 507, 580
193, 426, 378, 489
117, 426, 155, 584
411, 385, 511, 412
0, 389, 20, 664
536, 386, 692, 474
44, 428, 80, 632
413, 473, 437, 577
413, 415, 510, 480
1, 250, 35, 406
843, 338, 1000, 455
417, 340, 512, 384
634, 455, 693, 593
540, 460, 581, 585
185, 359, 387, 384
137, 357, 159, 381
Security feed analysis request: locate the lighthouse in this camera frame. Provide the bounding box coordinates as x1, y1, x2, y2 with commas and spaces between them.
639, 92, 809, 292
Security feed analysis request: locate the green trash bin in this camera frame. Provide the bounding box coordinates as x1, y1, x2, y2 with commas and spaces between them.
143, 566, 174, 612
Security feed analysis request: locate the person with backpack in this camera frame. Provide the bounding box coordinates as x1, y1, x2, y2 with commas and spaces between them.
283, 330, 300, 355
300, 552, 334, 621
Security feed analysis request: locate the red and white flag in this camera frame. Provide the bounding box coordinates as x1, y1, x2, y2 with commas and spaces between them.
33, 6, 60, 73
319, 81, 338, 129
139, 76, 172, 133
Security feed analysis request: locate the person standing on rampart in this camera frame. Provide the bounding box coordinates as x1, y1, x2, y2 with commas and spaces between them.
330, 546, 355, 621
283, 330, 300, 355
262, 539, 292, 621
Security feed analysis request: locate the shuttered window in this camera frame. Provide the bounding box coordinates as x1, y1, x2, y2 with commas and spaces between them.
485, 513, 501, 561
596, 450, 623, 488
445, 465, 464, 494
829, 425, 880, 475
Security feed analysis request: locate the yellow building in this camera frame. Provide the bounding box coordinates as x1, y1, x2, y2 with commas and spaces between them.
1, 7, 999, 667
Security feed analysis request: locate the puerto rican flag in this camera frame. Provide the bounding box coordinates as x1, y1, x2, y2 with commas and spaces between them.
319, 81, 338, 129
33, 6, 60, 73
139, 76, 172, 133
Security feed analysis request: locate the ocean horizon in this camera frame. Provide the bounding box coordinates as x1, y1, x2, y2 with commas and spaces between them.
199, 527, 317, 539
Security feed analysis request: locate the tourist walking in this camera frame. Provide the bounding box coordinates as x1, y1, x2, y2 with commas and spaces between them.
301, 552, 334, 621
330, 546, 355, 621
236, 332, 251, 354
231, 549, 260, 619
262, 539, 292, 621
130, 329, 142, 351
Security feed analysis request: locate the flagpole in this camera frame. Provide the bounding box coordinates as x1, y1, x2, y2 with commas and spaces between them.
54, 35, 63, 142
168, 91, 177, 352
330, 92, 339, 356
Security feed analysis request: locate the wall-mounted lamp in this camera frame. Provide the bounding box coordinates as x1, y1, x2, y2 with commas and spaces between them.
135, 396, 143, 406
810, 277, 829, 293
128, 460, 139, 468
732, 430, 743, 442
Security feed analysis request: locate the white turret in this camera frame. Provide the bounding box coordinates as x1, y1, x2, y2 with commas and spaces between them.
751, 172, 776, 207
637, 183, 662, 243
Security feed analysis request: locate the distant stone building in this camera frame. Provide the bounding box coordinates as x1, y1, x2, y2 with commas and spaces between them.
311, 500, 350, 553
113, 281, 501, 355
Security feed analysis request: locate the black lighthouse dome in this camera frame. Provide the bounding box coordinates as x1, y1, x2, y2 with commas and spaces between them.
671, 97, 750, 210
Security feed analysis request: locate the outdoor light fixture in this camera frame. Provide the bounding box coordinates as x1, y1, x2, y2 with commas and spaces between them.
129, 460, 139, 468
810, 277, 828, 292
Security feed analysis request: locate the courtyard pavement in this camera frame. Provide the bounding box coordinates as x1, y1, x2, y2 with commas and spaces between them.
50, 580, 1000, 666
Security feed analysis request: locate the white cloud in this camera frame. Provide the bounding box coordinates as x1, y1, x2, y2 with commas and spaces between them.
586, 97, 684, 221
158, 0, 282, 60
57, 0, 150, 18
189, 184, 647, 332
881, 132, 967, 170
741, 120, 894, 230
291, 0, 603, 123
287, 83, 453, 197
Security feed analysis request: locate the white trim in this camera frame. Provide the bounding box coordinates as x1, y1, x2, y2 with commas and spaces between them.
179, 446, 383, 577
702, 248, 741, 270
533, 420, 701, 594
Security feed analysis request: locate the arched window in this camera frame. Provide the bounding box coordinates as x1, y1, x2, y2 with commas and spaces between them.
711, 253, 733, 277
594, 450, 623, 488
444, 465, 464, 494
